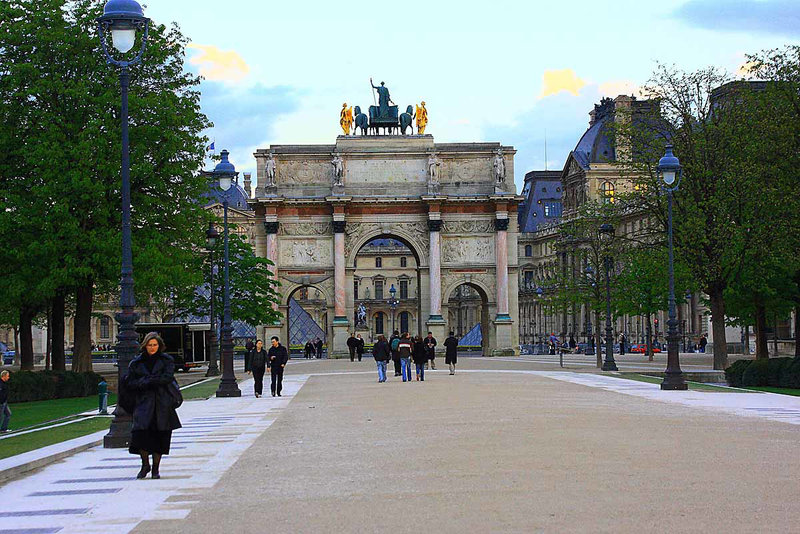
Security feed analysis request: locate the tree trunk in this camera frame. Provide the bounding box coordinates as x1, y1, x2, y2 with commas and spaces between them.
744, 323, 750, 355
45, 304, 52, 370
72, 282, 94, 373
773, 313, 779, 356
644, 312, 653, 361
594, 310, 602, 368
794, 306, 799, 359
708, 288, 728, 370
13, 327, 19, 367
19, 307, 36, 371
51, 291, 66, 371
754, 304, 769, 360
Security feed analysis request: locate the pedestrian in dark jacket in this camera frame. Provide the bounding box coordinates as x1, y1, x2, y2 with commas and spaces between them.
315, 337, 323, 359
0, 370, 11, 432
412, 335, 428, 381
125, 332, 181, 479
398, 333, 413, 382
249, 340, 268, 398
356, 334, 365, 361
390, 330, 401, 376
372, 335, 391, 383
444, 332, 459, 375
347, 334, 358, 362
267, 336, 289, 396
304, 340, 314, 359
424, 331, 437, 370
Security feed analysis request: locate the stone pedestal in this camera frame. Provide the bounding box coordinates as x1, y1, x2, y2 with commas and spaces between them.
426, 317, 447, 356
331, 319, 350, 359
262, 322, 283, 346
492, 316, 515, 356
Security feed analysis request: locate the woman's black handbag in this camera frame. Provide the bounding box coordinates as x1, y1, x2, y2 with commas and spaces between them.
167, 379, 183, 409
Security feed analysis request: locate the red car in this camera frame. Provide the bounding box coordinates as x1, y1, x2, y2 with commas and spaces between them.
630, 344, 662, 354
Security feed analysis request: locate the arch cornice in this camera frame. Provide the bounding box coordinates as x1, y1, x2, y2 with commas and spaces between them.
346, 224, 429, 268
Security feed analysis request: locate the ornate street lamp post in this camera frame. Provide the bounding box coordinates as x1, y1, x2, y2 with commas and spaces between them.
205, 223, 220, 377
584, 265, 594, 354
214, 150, 242, 397
658, 145, 688, 390
536, 287, 544, 354
388, 284, 399, 333
599, 223, 618, 371
97, 0, 150, 449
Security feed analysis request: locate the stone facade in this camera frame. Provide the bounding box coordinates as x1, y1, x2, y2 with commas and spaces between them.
250, 135, 521, 357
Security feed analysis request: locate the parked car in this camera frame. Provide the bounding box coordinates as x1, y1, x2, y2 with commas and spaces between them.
2, 350, 15, 365
630, 344, 662, 354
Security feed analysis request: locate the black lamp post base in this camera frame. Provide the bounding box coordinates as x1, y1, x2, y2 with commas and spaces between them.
103, 414, 132, 448
660, 374, 688, 390
601, 361, 619, 372
216, 380, 241, 397
205, 365, 220, 377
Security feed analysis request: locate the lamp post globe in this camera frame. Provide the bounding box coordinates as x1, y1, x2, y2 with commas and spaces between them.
205, 223, 220, 377
213, 150, 241, 397
598, 223, 618, 371
658, 145, 688, 390
98, 0, 150, 449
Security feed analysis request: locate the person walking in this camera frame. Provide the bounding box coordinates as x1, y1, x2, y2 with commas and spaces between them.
267, 336, 289, 397
0, 370, 11, 433
304, 340, 314, 359
424, 331, 437, 370
444, 332, 459, 375
390, 330, 401, 376
356, 334, 365, 362
398, 333, 413, 382
347, 333, 358, 362
699, 334, 707, 353
372, 335, 391, 383
315, 337, 324, 359
412, 335, 428, 381
619, 333, 626, 355
249, 340, 268, 398
125, 332, 181, 480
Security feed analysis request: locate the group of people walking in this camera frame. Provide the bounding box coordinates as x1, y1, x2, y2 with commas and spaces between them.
370, 330, 459, 382
303, 337, 324, 359
245, 337, 290, 397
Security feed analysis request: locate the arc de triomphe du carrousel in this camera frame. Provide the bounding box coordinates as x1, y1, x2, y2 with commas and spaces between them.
247, 85, 522, 357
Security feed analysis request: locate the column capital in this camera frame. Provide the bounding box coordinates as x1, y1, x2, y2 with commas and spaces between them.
428, 219, 442, 232
333, 221, 347, 233
494, 218, 509, 231
264, 221, 279, 234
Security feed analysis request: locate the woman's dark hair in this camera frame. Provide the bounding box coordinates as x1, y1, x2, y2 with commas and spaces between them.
140, 332, 166, 353
377, 335, 386, 342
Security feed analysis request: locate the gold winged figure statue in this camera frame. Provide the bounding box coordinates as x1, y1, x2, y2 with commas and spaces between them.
340, 103, 354, 135
415, 101, 428, 134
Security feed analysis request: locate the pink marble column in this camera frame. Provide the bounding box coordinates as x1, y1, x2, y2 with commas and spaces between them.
334, 223, 346, 318
428, 219, 443, 320
495, 218, 510, 318
265, 221, 279, 313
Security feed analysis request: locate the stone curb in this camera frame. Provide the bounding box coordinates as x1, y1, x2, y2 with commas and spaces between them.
0, 429, 107, 486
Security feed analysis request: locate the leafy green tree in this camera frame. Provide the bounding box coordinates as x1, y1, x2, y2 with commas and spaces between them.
0, 0, 212, 371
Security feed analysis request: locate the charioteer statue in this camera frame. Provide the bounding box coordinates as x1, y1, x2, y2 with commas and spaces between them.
339, 80, 428, 136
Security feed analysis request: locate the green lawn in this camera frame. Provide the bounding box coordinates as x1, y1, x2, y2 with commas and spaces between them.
0, 417, 110, 460
182, 378, 222, 400
743, 386, 800, 397
9, 394, 118, 431
615, 373, 749, 392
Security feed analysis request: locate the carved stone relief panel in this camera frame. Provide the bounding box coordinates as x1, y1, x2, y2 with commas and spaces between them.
441, 220, 495, 235
441, 157, 492, 183
279, 222, 332, 236
279, 238, 333, 266
441, 236, 495, 265
279, 160, 329, 185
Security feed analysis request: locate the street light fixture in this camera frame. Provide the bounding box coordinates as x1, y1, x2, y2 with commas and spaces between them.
97, 0, 150, 449
535, 287, 544, 354
388, 284, 399, 333
205, 223, 220, 377
658, 145, 688, 390
214, 150, 242, 397
584, 265, 595, 353
598, 223, 618, 371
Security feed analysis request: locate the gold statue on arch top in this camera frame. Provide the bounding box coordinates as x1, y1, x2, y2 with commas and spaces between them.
337, 82, 430, 135
416, 101, 428, 134
339, 103, 354, 135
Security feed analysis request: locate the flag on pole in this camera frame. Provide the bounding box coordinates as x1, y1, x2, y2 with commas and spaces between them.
206, 141, 215, 152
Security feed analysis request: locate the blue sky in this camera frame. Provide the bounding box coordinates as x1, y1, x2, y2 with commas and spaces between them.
145, 0, 799, 193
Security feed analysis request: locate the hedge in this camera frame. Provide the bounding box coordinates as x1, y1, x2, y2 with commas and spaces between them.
725, 357, 800, 389
6, 370, 105, 403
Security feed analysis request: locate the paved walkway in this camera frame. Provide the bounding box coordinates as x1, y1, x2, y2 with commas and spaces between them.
2, 360, 799, 533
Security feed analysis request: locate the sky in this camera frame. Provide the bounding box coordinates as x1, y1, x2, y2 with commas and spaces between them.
143, 0, 800, 194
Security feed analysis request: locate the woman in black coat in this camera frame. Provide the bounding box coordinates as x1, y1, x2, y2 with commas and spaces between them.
249, 340, 268, 398
125, 332, 182, 479
412, 335, 428, 381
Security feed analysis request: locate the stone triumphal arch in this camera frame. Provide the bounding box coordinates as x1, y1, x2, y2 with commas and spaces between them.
248, 134, 521, 357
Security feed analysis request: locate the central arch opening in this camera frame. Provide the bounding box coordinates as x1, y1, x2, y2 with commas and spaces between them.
287, 285, 328, 358
447, 282, 490, 356
353, 237, 421, 341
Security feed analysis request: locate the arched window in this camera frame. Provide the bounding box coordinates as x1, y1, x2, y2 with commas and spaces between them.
601, 181, 615, 203
375, 312, 385, 335
100, 316, 111, 340
525, 245, 532, 257
399, 312, 410, 334
375, 257, 382, 268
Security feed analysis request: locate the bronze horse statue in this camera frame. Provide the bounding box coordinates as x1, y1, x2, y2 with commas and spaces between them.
354, 106, 369, 135
399, 105, 414, 135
